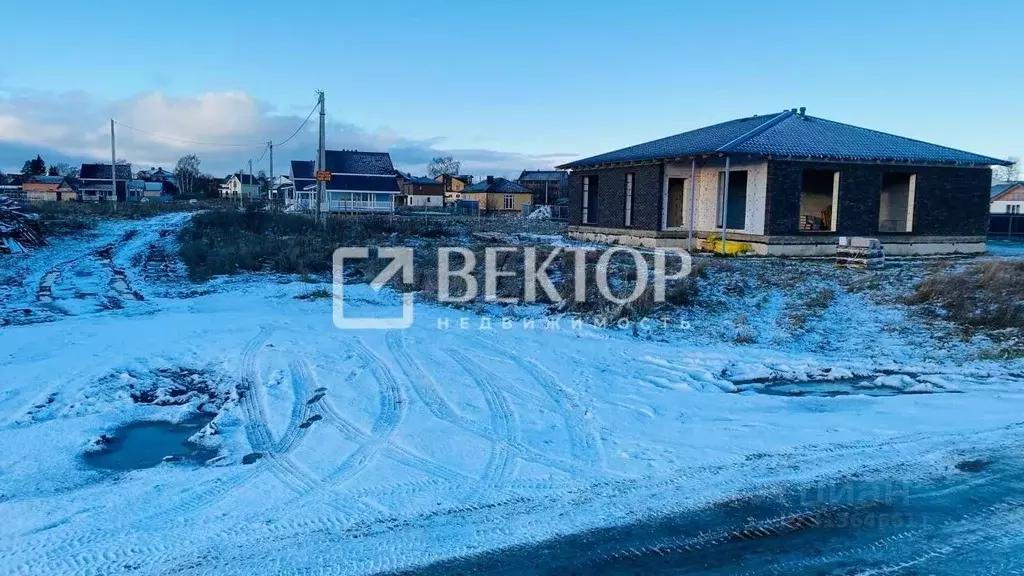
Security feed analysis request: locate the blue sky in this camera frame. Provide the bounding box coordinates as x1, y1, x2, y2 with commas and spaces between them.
0, 0, 1021, 177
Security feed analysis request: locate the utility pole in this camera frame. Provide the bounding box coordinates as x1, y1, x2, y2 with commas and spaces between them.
268, 141, 274, 204
238, 169, 243, 210
720, 156, 731, 256
248, 159, 254, 206
687, 158, 696, 253
316, 90, 326, 224
110, 119, 117, 208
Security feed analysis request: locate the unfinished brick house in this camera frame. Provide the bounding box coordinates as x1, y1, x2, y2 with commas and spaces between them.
557, 108, 1011, 255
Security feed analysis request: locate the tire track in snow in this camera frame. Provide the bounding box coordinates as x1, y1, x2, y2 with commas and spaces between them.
21, 424, 1022, 576
319, 424, 1024, 575
447, 349, 520, 495
160, 432, 991, 576
295, 354, 468, 485
320, 394, 470, 485
385, 330, 590, 478
240, 328, 320, 496
464, 335, 603, 466
323, 337, 406, 488
275, 357, 315, 454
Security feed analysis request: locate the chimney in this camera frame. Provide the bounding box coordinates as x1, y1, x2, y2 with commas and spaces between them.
486, 175, 494, 184
798, 107, 806, 116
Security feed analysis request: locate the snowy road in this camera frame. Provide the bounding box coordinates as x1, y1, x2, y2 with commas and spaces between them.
1, 215, 1023, 575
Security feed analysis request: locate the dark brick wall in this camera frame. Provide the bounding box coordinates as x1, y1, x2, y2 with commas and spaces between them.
765, 161, 992, 236
568, 164, 663, 229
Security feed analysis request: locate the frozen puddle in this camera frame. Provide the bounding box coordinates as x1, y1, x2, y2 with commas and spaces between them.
85, 415, 217, 471
736, 377, 960, 397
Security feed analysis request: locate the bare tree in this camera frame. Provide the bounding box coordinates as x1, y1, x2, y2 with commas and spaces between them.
427, 156, 461, 178
50, 162, 79, 178
994, 157, 1021, 183
174, 154, 201, 197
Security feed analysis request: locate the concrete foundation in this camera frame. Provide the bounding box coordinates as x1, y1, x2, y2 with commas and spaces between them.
568, 226, 986, 257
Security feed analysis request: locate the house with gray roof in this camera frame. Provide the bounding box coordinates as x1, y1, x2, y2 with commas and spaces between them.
79, 163, 133, 201
557, 108, 1011, 256
220, 173, 262, 199
518, 170, 569, 205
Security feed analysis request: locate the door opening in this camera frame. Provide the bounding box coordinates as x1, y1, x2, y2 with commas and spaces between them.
666, 178, 686, 228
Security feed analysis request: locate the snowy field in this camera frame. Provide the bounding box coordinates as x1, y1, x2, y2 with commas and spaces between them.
1, 214, 1024, 575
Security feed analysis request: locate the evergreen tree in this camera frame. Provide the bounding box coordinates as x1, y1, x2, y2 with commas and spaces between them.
21, 155, 46, 176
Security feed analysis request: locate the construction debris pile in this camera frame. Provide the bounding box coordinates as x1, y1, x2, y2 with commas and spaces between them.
836, 236, 884, 270
0, 196, 45, 254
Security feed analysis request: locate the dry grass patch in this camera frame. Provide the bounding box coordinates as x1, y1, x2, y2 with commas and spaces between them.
906, 260, 1024, 329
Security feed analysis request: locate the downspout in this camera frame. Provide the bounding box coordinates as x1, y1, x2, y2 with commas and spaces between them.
687, 157, 696, 252
720, 155, 730, 255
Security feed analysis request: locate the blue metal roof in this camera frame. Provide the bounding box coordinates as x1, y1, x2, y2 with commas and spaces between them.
326, 174, 399, 193
558, 110, 1011, 169
291, 160, 314, 180
991, 182, 1024, 199
325, 150, 395, 175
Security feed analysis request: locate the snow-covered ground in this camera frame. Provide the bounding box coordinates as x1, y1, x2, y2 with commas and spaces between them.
1, 215, 1023, 575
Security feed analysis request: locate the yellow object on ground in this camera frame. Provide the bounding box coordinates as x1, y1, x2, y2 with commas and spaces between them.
701, 237, 752, 255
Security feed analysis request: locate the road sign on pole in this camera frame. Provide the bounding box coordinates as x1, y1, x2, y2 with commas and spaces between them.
316, 170, 331, 182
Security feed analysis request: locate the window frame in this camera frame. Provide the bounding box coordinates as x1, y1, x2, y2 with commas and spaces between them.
623, 172, 634, 227
582, 176, 590, 224
715, 170, 749, 230
504, 194, 514, 210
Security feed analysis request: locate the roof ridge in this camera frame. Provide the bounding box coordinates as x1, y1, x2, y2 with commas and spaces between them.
715, 110, 793, 153
797, 115, 1010, 165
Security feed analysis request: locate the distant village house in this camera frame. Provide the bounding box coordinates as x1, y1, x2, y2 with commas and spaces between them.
462, 176, 533, 213
990, 182, 1024, 215
399, 176, 445, 208
79, 163, 133, 201
24, 176, 78, 202
220, 173, 262, 199
518, 170, 569, 205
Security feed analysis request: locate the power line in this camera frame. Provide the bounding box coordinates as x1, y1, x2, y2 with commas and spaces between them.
274, 101, 319, 147
253, 142, 270, 164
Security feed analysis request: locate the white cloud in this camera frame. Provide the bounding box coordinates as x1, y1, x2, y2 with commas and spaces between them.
0, 89, 576, 178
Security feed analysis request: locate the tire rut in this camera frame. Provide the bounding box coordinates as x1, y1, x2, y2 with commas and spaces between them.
385, 330, 589, 478
324, 337, 406, 488
447, 349, 520, 495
